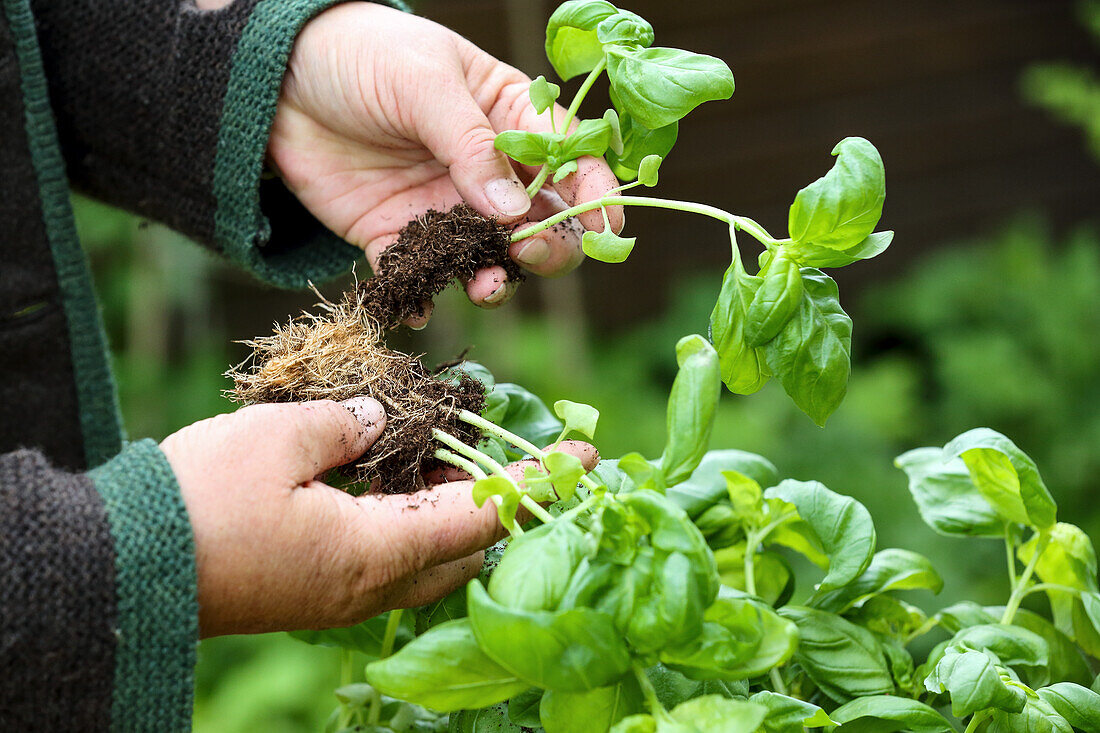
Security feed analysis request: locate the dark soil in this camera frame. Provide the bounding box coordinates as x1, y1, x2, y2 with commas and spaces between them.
360, 204, 524, 326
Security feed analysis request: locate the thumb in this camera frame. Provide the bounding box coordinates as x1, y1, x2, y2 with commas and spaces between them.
240, 397, 386, 484
417, 87, 531, 221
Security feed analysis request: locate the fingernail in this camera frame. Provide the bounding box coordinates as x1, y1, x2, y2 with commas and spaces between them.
482, 280, 514, 305
484, 178, 531, 218
340, 396, 385, 428
405, 301, 433, 330
515, 237, 551, 266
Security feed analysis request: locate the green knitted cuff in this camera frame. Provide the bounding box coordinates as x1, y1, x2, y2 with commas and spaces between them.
90, 439, 198, 732
212, 0, 409, 289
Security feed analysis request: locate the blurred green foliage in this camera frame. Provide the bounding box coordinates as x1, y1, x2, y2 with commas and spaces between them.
79, 194, 1099, 730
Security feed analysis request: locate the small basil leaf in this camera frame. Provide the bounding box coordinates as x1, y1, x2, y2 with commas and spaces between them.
749, 691, 833, 733
668, 695, 767, 732
788, 137, 885, 250
561, 117, 613, 160
894, 447, 1006, 538
491, 382, 563, 452
595, 9, 654, 47
605, 46, 734, 129
949, 624, 1050, 683
638, 154, 661, 186
709, 256, 769, 395
664, 449, 778, 519
553, 159, 579, 183
506, 688, 543, 728
544, 0, 619, 80
784, 230, 894, 268
830, 696, 953, 733
364, 619, 530, 712
583, 218, 637, 263
762, 268, 852, 425
923, 647, 1026, 718
658, 335, 721, 488
494, 130, 561, 166
449, 703, 522, 733
778, 606, 894, 702
522, 465, 557, 502
540, 678, 644, 733
472, 476, 521, 530
745, 252, 803, 346
529, 75, 561, 114
606, 111, 678, 180
554, 399, 600, 440
1036, 683, 1100, 733
544, 450, 586, 501
987, 695, 1073, 733
809, 548, 943, 613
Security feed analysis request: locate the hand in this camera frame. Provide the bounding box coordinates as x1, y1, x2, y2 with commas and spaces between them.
270, 2, 625, 325
160, 397, 599, 636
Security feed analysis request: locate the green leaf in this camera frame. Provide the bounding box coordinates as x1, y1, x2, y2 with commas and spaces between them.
554, 399, 600, 440
764, 479, 876, 593
604, 109, 624, 155
945, 428, 1056, 530
449, 703, 523, 733
778, 606, 894, 703
1017, 522, 1099, 650
985, 607, 1093, 686
333, 683, 374, 708
665, 449, 779, 519
553, 159, 579, 183
745, 253, 803, 346
659, 335, 721, 487
583, 212, 637, 263
595, 9, 654, 47
847, 595, 930, 642
494, 130, 561, 166
467, 581, 632, 692
561, 117, 614, 160
540, 680, 644, 733
489, 521, 588, 611
289, 611, 413, 657
668, 696, 767, 733
472, 476, 521, 529
809, 548, 943, 613
722, 470, 764, 522
617, 452, 658, 489
544, 451, 586, 501
491, 382, 563, 454
709, 258, 769, 395
987, 695, 1073, 733
364, 619, 530, 712
1036, 683, 1100, 732
638, 154, 661, 186
529, 75, 561, 114
830, 696, 953, 733
605, 46, 734, 129
544, 0, 619, 80
714, 546, 793, 605
784, 231, 894, 269
788, 137, 885, 250
949, 624, 1049, 682
749, 691, 832, 733
610, 715, 656, 733
923, 646, 1027, 718
506, 688, 543, 728
607, 112, 678, 180
762, 268, 852, 425
522, 465, 557, 502
894, 447, 1006, 538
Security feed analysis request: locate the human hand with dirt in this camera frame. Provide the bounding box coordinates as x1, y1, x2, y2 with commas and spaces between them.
160, 396, 598, 636
269, 2, 625, 326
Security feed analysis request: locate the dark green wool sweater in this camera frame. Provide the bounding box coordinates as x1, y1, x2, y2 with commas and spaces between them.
0, 0, 402, 729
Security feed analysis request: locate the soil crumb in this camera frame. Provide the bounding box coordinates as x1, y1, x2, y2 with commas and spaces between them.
361, 204, 523, 326
226, 289, 485, 494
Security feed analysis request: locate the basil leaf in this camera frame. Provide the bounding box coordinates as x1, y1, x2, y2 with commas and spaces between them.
1017, 522, 1098, 648
744, 252, 803, 347
784, 230, 894, 268
606, 111, 678, 180
605, 46, 734, 130
987, 695, 1073, 733
544, 0, 619, 80
596, 9, 654, 47
494, 130, 561, 166
554, 399, 600, 440
560, 117, 613, 160
506, 688, 543, 728
449, 703, 522, 733
749, 691, 833, 733
364, 619, 530, 712
545, 450, 586, 501
984, 607, 1093, 687
764, 479, 876, 593
709, 257, 769, 395
763, 268, 852, 426
491, 382, 563, 454
638, 154, 662, 186
1036, 683, 1100, 733
846, 595, 929, 642
809, 548, 943, 613
923, 646, 1026, 718
665, 449, 779, 519
467, 581, 632, 692
949, 624, 1049, 683
830, 696, 953, 733
894, 447, 1006, 538
778, 606, 894, 702
658, 335, 721, 487
529, 75, 561, 114
668, 695, 767, 733
583, 211, 637, 263
489, 521, 588, 611
290, 610, 413, 657
945, 428, 1056, 530
788, 137, 885, 250
540, 679, 644, 733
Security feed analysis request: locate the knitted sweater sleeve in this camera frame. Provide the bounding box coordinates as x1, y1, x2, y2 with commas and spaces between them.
0, 441, 197, 731
28, 0, 407, 288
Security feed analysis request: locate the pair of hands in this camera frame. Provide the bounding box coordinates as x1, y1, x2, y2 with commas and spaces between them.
164, 3, 616, 635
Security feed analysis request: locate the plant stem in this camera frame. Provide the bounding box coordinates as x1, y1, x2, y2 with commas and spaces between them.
964, 710, 993, 733
508, 195, 785, 249
633, 662, 667, 718
743, 532, 759, 597
432, 430, 524, 536
433, 448, 487, 480
1001, 533, 1045, 624
525, 166, 551, 198
769, 668, 788, 696
336, 649, 355, 729
561, 59, 606, 133
1005, 529, 1018, 588
1021, 582, 1082, 598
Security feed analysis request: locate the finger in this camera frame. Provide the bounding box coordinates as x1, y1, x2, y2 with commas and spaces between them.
391, 552, 484, 609
232, 397, 386, 485
465, 265, 517, 308
377, 440, 601, 569
508, 187, 585, 277
416, 84, 531, 222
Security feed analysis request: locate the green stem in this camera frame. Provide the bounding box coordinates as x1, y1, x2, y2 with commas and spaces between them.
904, 617, 940, 646
1005, 529, 1018, 588
744, 532, 759, 597
1020, 582, 1082, 599
508, 195, 784, 249
561, 59, 606, 133
633, 662, 667, 718
964, 710, 993, 733
365, 611, 402, 726
337, 650, 355, 729
432, 430, 524, 536
434, 449, 554, 524
1001, 533, 1045, 624
769, 668, 788, 696
557, 493, 603, 523
525, 165, 552, 198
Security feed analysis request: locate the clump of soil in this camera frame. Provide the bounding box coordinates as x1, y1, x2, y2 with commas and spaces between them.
226, 290, 485, 494
361, 204, 524, 326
